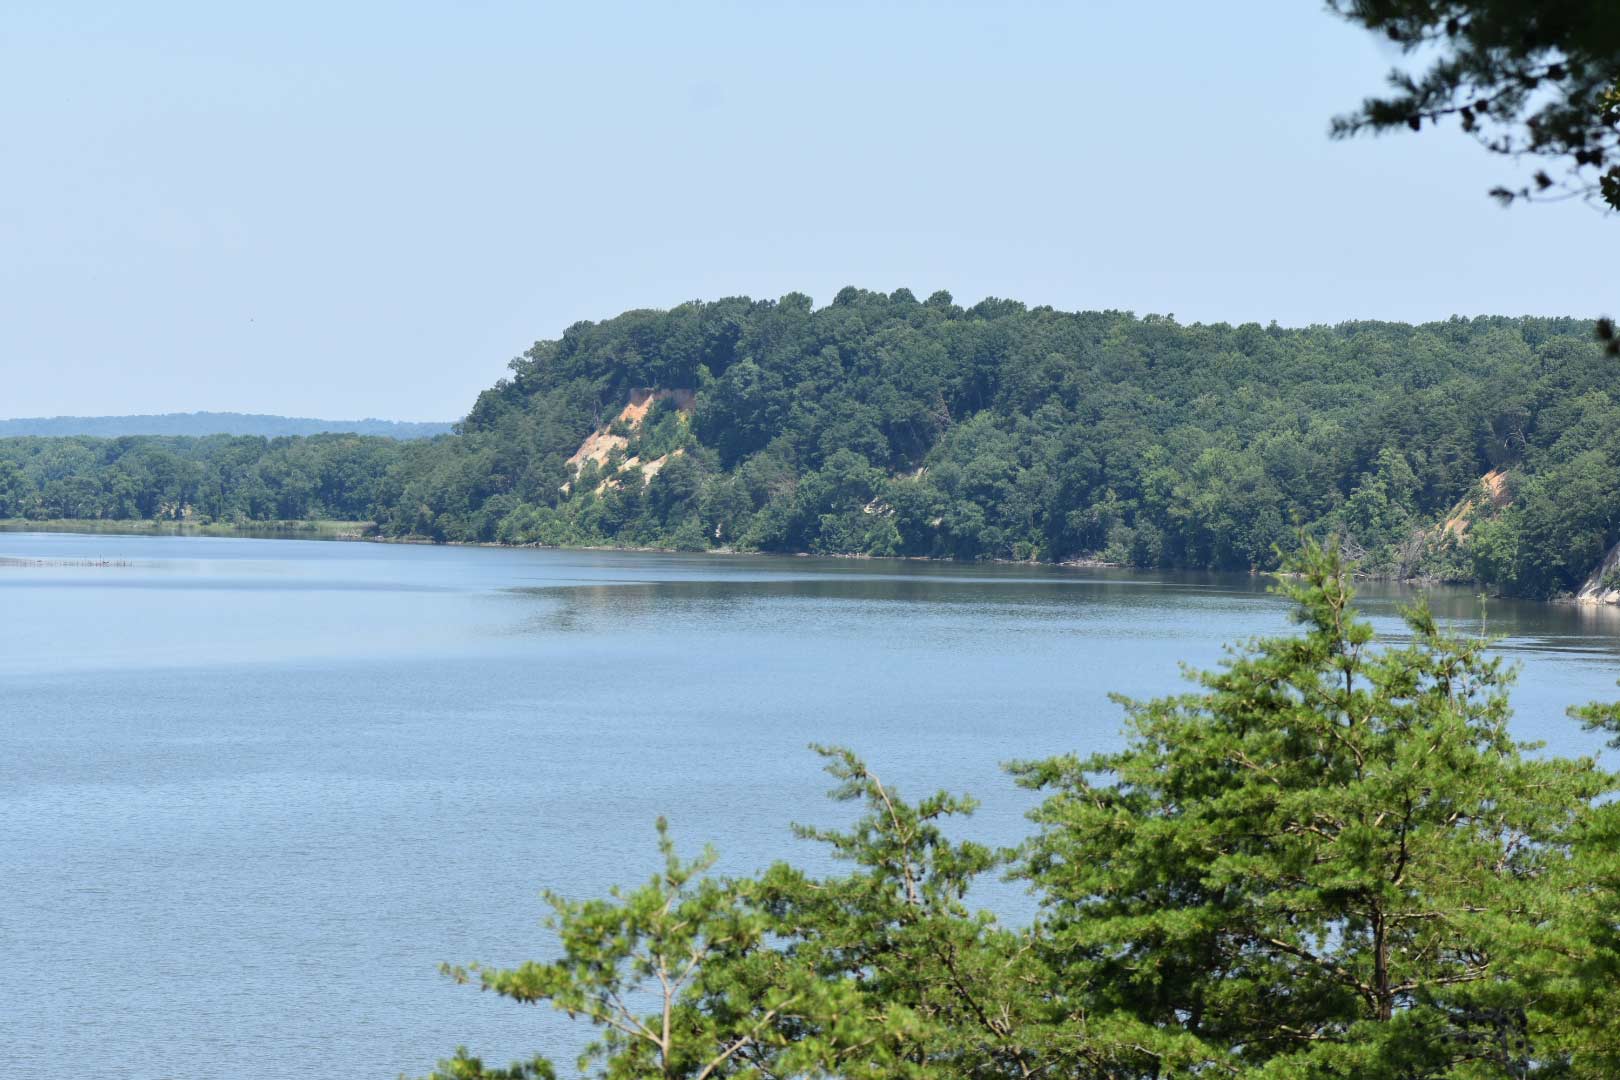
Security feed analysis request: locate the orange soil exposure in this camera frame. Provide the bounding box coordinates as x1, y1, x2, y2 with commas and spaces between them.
1482, 468, 1509, 506
565, 388, 696, 472
1443, 467, 1510, 539
618, 387, 694, 425
635, 449, 681, 483
597, 448, 685, 492
565, 430, 628, 471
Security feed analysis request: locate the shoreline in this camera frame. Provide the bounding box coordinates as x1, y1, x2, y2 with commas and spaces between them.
3, 517, 1611, 605
0, 518, 368, 540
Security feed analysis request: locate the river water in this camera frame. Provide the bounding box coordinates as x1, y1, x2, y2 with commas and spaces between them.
4, 530, 1618, 1078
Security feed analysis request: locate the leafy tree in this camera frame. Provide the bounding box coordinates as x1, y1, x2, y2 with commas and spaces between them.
1494, 694, 1620, 1077
1328, 2, 1620, 358
440, 818, 828, 1080
432, 750, 1091, 1079
743, 747, 1071, 1079
0, 458, 29, 516
420, 1048, 557, 1080
1329, 0, 1620, 212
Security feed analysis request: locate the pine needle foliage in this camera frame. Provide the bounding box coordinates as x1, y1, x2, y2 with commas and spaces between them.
1012, 537, 1611, 1077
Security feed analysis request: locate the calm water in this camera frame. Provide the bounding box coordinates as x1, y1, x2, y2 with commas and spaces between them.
4, 531, 1619, 1078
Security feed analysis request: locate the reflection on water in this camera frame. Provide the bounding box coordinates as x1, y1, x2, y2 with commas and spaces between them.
3, 531, 1618, 1079
500, 567, 1620, 664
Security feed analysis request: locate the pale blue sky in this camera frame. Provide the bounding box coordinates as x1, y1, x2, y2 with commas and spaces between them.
2, 1, 1610, 421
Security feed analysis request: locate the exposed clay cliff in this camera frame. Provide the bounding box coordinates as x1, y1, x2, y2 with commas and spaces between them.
564, 388, 695, 493
1441, 468, 1510, 540
1576, 540, 1620, 606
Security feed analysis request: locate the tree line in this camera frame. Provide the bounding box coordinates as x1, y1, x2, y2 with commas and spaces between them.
0, 433, 398, 522
3, 293, 1616, 597
0, 412, 452, 439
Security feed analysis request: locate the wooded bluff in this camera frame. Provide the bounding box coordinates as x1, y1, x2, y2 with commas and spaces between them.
3, 289, 1615, 598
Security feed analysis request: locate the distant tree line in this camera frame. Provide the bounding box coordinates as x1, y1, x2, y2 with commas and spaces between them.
0, 412, 452, 439
0, 433, 398, 522
4, 292, 1617, 597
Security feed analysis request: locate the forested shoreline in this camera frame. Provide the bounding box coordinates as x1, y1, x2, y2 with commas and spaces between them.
4, 291, 1617, 598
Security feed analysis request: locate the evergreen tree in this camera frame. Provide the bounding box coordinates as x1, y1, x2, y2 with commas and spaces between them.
1012, 538, 1611, 1077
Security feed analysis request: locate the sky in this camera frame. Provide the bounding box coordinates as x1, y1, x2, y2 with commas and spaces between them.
1, 1, 1612, 422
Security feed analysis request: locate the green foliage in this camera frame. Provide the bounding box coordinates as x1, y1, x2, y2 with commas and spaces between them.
1329, 0, 1620, 213
453, 300, 1614, 594
417, 1048, 556, 1080
0, 433, 402, 523
441, 818, 801, 1080
435, 806, 975, 1080
632, 397, 692, 462
5, 298, 1616, 594
743, 746, 1069, 1077
1013, 536, 1612, 1075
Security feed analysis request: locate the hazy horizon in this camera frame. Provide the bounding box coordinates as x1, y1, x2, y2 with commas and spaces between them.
5, 1, 1613, 420
0, 408, 456, 424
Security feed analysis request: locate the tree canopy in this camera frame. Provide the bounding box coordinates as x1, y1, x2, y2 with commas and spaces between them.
1329, 0, 1620, 212
4, 298, 1616, 598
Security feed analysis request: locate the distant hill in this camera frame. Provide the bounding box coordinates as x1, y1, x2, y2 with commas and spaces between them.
2, 294, 1615, 600
0, 412, 455, 439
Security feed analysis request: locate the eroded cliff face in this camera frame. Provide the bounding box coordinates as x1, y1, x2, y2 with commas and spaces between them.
1576, 540, 1620, 605
565, 389, 695, 471
1441, 468, 1510, 540
562, 388, 696, 494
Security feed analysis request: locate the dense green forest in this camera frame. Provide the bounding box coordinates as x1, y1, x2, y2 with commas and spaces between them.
4, 291, 1617, 597
0, 432, 397, 522
0, 411, 452, 439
